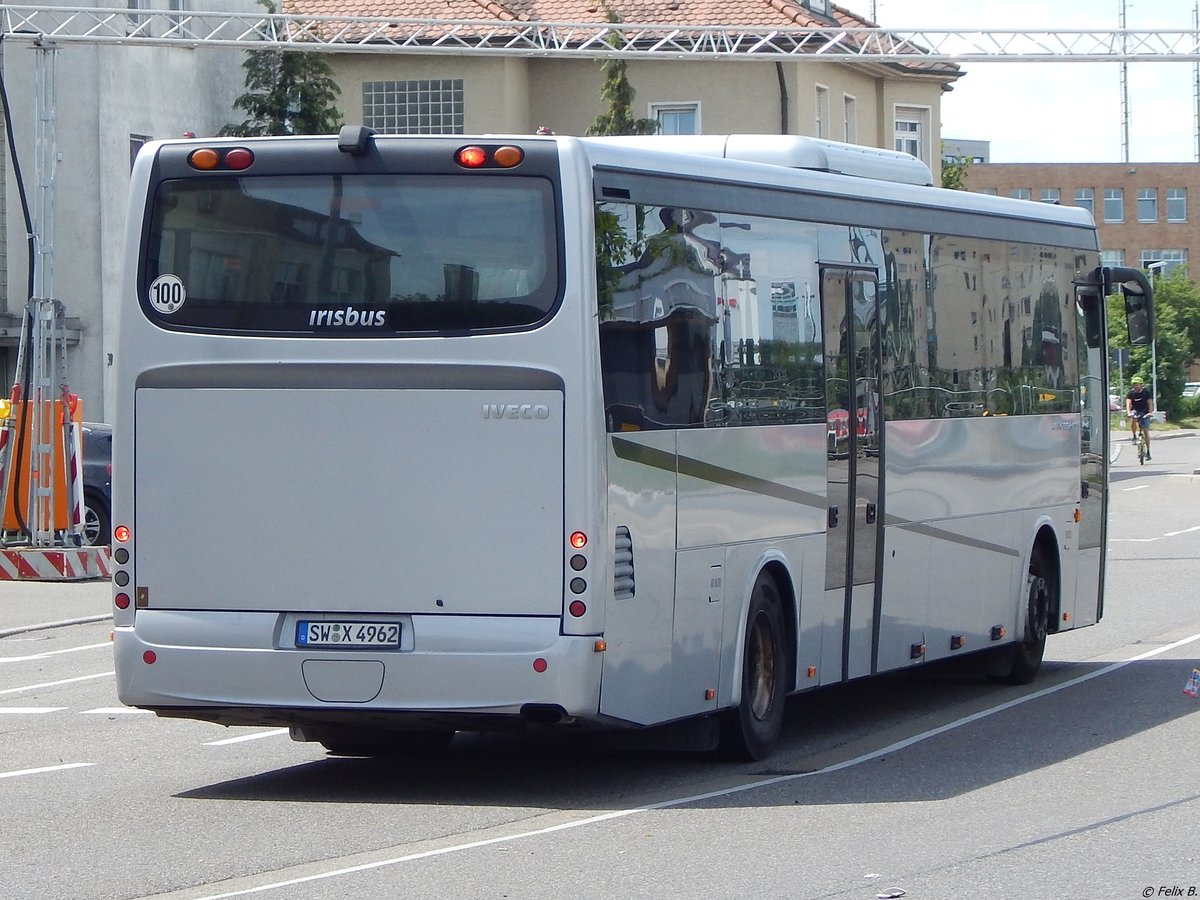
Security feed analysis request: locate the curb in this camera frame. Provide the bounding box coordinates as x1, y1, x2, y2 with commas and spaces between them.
0, 613, 112, 639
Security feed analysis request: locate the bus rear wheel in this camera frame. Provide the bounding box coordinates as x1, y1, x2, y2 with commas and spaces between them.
719, 573, 787, 761
992, 546, 1051, 685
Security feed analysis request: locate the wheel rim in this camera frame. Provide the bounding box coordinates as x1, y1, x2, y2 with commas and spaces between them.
82, 505, 100, 546
747, 611, 777, 721
1027, 575, 1049, 646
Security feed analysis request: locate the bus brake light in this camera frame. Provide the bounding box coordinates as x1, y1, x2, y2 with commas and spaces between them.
456, 146, 488, 168
114, 525, 130, 542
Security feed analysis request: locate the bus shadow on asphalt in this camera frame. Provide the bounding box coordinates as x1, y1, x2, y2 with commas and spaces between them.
176, 656, 1199, 808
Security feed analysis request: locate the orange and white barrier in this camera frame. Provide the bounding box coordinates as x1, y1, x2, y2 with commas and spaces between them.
0, 547, 111, 581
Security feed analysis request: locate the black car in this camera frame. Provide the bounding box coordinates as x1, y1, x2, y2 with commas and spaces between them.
80, 422, 112, 547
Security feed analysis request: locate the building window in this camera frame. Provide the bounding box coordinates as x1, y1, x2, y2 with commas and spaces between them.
843, 94, 857, 143
815, 85, 830, 139
1141, 249, 1187, 275
1008, 188, 1031, 201
1103, 188, 1124, 223
1167, 187, 1187, 223
894, 107, 928, 164
362, 80, 464, 134
650, 103, 699, 135
974, 188, 998, 196
1137, 188, 1158, 223
1074, 188, 1094, 216
1039, 188, 1060, 204
1100, 249, 1125, 268
129, 134, 152, 171
804, 0, 831, 14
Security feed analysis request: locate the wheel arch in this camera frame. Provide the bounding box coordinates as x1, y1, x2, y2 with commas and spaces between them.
728, 553, 798, 704
1030, 523, 1063, 635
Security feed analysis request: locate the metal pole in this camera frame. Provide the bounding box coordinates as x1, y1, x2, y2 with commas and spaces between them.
33, 38, 56, 303
1120, 0, 1129, 163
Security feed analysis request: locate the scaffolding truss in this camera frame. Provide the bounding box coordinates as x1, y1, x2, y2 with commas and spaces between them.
1, 5, 1199, 62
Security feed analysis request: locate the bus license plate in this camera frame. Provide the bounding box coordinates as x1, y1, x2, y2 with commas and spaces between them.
296, 621, 401, 648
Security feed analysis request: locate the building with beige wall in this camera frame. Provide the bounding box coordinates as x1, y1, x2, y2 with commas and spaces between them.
963, 162, 1198, 275
302, 0, 960, 176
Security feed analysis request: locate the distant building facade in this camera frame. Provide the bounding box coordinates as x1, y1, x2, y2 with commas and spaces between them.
963, 162, 1197, 276
942, 138, 990, 164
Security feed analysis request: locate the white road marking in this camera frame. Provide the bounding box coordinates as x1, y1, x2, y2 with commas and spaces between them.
0, 763, 94, 781
1123, 484, 1149, 491
0, 707, 66, 714
205, 728, 289, 746
0, 642, 111, 663
192, 630, 1200, 900
0, 671, 114, 696
1164, 525, 1200, 537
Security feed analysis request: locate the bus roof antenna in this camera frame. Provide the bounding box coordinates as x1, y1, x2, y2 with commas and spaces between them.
338, 125, 375, 155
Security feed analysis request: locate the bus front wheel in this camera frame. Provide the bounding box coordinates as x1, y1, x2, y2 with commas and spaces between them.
719, 573, 787, 761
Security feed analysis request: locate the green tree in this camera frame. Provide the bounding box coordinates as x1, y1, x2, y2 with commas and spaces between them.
940, 147, 971, 190
586, 8, 659, 137
219, 1, 342, 136
1107, 265, 1200, 420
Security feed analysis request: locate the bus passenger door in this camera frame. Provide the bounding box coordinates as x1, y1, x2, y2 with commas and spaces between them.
821, 267, 882, 681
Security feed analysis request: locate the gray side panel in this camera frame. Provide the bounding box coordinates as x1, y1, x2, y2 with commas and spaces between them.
134, 388, 564, 615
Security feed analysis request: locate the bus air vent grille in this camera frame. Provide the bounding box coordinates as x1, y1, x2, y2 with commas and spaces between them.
614, 525, 635, 601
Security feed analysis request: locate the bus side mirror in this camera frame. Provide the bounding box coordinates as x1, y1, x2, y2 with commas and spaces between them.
1105, 266, 1155, 346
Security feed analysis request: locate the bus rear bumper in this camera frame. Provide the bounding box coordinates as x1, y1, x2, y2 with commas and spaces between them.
113, 610, 603, 729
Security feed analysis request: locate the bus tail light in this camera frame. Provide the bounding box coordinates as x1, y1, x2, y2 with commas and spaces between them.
455, 145, 525, 169
114, 524, 130, 542
187, 147, 255, 171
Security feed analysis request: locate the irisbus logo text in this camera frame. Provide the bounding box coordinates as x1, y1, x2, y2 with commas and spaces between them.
309, 307, 386, 327
483, 404, 551, 420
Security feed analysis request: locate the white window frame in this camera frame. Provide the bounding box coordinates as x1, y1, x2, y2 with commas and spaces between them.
649, 102, 700, 135
1009, 188, 1031, 201
1100, 249, 1125, 268
1103, 188, 1124, 223
1039, 188, 1060, 204
893, 105, 930, 169
842, 94, 857, 143
1074, 188, 1094, 216
1137, 188, 1158, 223
1167, 187, 1187, 223
814, 85, 830, 139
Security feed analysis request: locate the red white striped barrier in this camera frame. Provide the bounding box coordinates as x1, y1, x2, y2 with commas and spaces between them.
0, 547, 111, 581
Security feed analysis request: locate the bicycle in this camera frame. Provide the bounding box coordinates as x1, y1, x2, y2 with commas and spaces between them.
1129, 413, 1150, 465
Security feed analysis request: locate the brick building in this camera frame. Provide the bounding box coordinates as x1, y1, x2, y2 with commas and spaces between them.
963, 162, 1199, 275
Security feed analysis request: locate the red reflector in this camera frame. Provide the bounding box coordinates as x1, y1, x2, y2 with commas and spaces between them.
143, 650, 157, 664
188, 148, 220, 170
532, 657, 548, 673
569, 600, 586, 617
456, 146, 488, 168
114, 593, 130, 610
569, 531, 587, 549
114, 525, 130, 542
224, 147, 254, 170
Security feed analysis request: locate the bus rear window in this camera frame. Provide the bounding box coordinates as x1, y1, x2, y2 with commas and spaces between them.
142, 174, 559, 334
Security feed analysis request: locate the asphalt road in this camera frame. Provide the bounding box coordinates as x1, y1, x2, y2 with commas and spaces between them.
2, 432, 1199, 900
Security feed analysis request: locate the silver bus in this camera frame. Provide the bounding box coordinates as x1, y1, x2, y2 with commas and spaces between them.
112, 130, 1152, 760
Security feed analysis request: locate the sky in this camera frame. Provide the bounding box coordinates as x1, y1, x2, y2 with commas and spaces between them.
872, 0, 1199, 163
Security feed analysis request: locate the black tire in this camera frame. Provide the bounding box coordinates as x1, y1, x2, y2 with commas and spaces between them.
993, 546, 1051, 685
719, 573, 787, 761
82, 492, 110, 547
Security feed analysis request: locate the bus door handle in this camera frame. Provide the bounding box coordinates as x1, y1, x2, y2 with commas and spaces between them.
865, 502, 877, 524
828, 506, 839, 528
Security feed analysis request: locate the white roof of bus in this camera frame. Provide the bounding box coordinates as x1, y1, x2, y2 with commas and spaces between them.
571, 134, 1096, 232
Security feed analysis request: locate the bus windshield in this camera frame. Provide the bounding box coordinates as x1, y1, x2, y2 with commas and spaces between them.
142, 173, 559, 334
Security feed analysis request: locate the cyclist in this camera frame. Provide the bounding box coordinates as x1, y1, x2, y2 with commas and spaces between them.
1126, 375, 1153, 460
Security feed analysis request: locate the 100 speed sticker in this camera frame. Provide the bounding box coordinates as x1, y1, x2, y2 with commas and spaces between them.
148, 274, 186, 314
